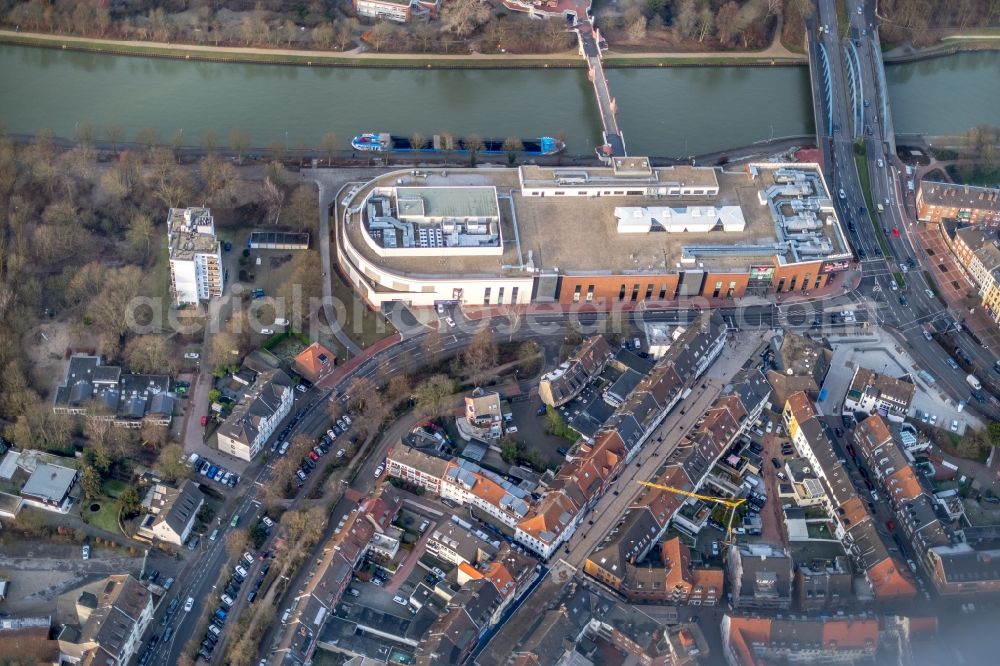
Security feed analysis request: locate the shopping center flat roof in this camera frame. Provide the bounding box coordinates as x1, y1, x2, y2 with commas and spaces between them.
343, 165, 848, 278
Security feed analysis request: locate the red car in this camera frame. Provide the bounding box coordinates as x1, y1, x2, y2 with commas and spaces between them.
891, 227, 900, 237
200, 415, 208, 427
886, 520, 896, 531
308, 451, 320, 462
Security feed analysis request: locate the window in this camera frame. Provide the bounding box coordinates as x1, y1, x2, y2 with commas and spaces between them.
659, 283, 667, 299
727, 281, 736, 298
630, 284, 640, 301
801, 274, 810, 291
619, 284, 627, 301
627, 190, 643, 196
814, 275, 823, 289
511, 287, 519, 303
788, 277, 797, 291
586, 285, 595, 302
497, 287, 505, 305
712, 281, 722, 298
645, 284, 653, 299
776, 278, 786, 292
573, 285, 581, 303
484, 287, 491, 305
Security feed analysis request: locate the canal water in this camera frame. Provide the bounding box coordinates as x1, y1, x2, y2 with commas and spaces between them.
0, 45, 998, 157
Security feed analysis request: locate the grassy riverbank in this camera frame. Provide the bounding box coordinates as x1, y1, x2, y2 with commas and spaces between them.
0, 30, 807, 69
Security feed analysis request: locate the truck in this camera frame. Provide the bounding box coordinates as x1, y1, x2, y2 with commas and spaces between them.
966, 374, 982, 391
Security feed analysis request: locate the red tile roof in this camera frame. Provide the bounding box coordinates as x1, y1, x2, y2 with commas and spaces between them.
293, 342, 335, 381
868, 557, 918, 600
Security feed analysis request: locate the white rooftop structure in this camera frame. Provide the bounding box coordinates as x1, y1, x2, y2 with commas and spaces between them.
615, 205, 746, 234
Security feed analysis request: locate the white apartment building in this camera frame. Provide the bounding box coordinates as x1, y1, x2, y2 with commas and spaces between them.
217, 370, 293, 461
167, 207, 224, 305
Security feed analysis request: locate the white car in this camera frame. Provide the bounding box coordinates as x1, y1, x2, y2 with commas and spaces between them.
184, 352, 200, 360
951, 420, 960, 432
445, 316, 456, 328
765, 422, 773, 433
184, 597, 194, 612
374, 464, 385, 478
220, 594, 235, 608
235, 565, 249, 578
342, 415, 352, 426
889, 280, 898, 291
877, 158, 884, 168
436, 304, 445, 315
326, 429, 338, 440
336, 449, 345, 458
243, 552, 255, 566
261, 516, 275, 529
295, 384, 308, 393
392, 595, 408, 606
870, 490, 879, 501
260, 328, 274, 335
82, 544, 90, 560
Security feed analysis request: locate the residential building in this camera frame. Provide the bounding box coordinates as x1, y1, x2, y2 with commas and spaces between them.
765, 331, 832, 405
721, 615, 879, 666
463, 388, 504, 441
167, 206, 223, 305
794, 557, 852, 611
727, 543, 793, 610
52, 355, 173, 428
951, 225, 1000, 324
136, 481, 204, 546
19, 462, 78, 513
926, 544, 1000, 595
353, 0, 440, 22
292, 341, 336, 384
61, 575, 154, 666
538, 335, 612, 407
385, 446, 451, 494
442, 459, 532, 531
426, 520, 499, 566
0, 617, 58, 665
501, 0, 589, 24
842, 366, 915, 421
916, 180, 1000, 225
216, 369, 293, 461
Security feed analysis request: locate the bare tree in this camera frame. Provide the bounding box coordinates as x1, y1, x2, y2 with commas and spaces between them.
462, 327, 498, 386
441, 0, 492, 38
502, 136, 523, 167
414, 374, 457, 418
229, 128, 250, 165
410, 132, 425, 166
368, 21, 396, 52
201, 130, 219, 154
104, 124, 124, 155
465, 134, 484, 167
136, 127, 160, 152
319, 132, 337, 166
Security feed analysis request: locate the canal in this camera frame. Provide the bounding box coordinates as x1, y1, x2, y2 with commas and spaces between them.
0, 45, 998, 157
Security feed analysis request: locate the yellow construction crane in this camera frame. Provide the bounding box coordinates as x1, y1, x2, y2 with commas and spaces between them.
637, 480, 747, 545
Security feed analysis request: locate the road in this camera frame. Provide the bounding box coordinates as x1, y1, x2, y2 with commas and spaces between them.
809, 0, 1000, 421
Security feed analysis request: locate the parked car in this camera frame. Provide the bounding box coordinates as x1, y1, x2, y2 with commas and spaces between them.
347, 588, 360, 597
374, 464, 385, 477
184, 352, 200, 360
296, 469, 307, 481
162, 577, 175, 590
304, 458, 317, 470
336, 448, 346, 458
235, 565, 249, 579
82, 544, 90, 560
207, 624, 221, 638
771, 457, 781, 469
242, 552, 255, 566
261, 516, 275, 529
392, 595, 408, 606
220, 594, 234, 608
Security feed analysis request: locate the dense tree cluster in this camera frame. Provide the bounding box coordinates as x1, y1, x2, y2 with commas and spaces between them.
601, 0, 783, 50
880, 0, 1000, 44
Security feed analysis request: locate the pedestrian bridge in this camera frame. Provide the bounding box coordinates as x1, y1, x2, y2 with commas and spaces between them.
577, 23, 626, 162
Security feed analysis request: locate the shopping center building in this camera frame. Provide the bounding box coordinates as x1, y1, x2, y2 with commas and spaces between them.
335, 160, 852, 309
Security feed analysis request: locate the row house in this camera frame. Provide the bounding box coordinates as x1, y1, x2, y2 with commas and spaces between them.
916, 180, 1000, 225
784, 394, 917, 601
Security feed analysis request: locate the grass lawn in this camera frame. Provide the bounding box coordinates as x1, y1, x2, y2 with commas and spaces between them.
102, 480, 127, 499
84, 497, 123, 535
854, 152, 893, 257
329, 272, 396, 351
